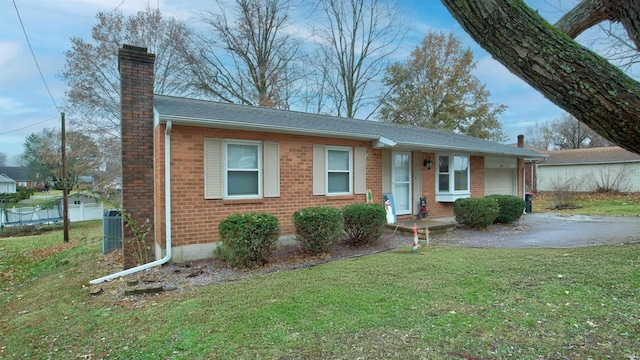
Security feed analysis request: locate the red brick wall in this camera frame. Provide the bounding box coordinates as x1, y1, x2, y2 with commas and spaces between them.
419, 152, 448, 218
517, 158, 524, 197
470, 155, 485, 197
417, 153, 486, 219
154, 125, 382, 248
119, 45, 156, 268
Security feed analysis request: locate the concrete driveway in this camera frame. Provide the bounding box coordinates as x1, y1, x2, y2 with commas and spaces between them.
433, 213, 640, 248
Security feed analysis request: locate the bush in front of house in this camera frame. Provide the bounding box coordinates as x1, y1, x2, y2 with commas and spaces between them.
453, 197, 499, 229
215, 212, 280, 268
343, 203, 387, 246
293, 206, 344, 255
485, 194, 526, 223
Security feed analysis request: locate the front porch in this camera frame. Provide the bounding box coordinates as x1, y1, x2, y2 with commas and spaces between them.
384, 217, 457, 235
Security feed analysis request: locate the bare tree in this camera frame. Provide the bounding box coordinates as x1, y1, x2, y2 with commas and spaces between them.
591, 164, 636, 192
525, 121, 555, 150
60, 8, 195, 196
379, 31, 506, 141
0, 152, 7, 167
526, 113, 613, 149
551, 113, 612, 149
61, 8, 196, 139
188, 0, 301, 108
440, 0, 640, 155
314, 0, 405, 118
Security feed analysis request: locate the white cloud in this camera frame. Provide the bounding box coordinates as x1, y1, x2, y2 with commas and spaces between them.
0, 96, 35, 116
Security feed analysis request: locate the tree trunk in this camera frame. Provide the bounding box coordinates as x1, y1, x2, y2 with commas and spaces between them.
441, 0, 640, 155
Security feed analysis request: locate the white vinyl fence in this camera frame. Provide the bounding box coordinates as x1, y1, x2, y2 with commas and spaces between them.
68, 203, 104, 222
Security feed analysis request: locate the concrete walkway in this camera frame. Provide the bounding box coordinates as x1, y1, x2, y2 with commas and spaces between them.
431, 213, 640, 248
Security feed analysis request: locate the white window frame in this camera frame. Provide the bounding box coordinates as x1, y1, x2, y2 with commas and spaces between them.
223, 139, 262, 199
325, 146, 353, 195
436, 154, 470, 202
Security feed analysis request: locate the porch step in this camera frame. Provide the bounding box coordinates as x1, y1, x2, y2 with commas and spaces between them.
384, 218, 457, 235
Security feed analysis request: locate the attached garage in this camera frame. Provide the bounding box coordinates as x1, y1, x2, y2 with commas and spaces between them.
484, 156, 517, 196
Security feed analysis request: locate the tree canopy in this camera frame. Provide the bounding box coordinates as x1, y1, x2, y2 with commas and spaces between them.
441, 0, 640, 154
21, 129, 100, 191
379, 31, 506, 141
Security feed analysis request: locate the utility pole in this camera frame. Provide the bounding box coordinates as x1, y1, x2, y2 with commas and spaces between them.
62, 112, 69, 242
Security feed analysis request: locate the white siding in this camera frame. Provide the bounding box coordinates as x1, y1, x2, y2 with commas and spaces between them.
538, 163, 640, 192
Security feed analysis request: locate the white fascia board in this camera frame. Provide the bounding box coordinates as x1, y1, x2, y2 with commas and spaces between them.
157, 114, 378, 141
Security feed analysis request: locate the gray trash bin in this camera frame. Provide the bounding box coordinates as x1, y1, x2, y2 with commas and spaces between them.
525, 193, 533, 213
102, 210, 122, 254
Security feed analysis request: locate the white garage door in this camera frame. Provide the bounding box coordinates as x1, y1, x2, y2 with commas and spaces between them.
485, 168, 516, 195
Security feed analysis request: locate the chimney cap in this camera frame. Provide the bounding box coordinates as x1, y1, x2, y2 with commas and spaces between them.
122, 44, 148, 53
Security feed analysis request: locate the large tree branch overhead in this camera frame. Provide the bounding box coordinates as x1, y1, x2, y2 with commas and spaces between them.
441, 0, 640, 155
555, 0, 640, 49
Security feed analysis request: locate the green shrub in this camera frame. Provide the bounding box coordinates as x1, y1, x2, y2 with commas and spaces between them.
0, 186, 36, 205
293, 206, 344, 255
453, 197, 499, 229
216, 212, 280, 268
486, 194, 526, 223
343, 203, 387, 246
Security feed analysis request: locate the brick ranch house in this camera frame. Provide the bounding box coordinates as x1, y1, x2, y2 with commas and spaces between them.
117, 45, 545, 268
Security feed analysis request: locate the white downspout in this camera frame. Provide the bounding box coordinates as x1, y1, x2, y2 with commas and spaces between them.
90, 121, 173, 285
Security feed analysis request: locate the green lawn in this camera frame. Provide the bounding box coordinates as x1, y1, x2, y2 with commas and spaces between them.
532, 192, 640, 216
1, 217, 638, 359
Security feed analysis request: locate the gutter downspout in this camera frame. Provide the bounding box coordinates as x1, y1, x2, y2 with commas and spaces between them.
90, 121, 173, 285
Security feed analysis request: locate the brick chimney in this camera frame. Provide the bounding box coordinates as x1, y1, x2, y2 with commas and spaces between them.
517, 134, 524, 148
119, 44, 156, 269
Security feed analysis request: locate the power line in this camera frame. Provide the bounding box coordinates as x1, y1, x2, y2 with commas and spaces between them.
12, 0, 60, 112
0, 117, 57, 136
113, 0, 126, 11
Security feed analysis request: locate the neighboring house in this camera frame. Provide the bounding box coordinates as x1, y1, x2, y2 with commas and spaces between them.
0, 167, 36, 188
0, 174, 16, 194
118, 45, 546, 266
537, 146, 640, 192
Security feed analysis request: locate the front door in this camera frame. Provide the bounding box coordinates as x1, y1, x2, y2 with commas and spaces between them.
392, 151, 412, 215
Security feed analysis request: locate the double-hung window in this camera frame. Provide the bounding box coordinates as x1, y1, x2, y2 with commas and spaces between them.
225, 141, 261, 198
204, 138, 279, 200
326, 147, 352, 195
436, 154, 470, 202
313, 145, 365, 196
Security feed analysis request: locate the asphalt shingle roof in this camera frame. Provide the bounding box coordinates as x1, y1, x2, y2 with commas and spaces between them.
541, 146, 640, 165
154, 95, 545, 158
0, 167, 31, 182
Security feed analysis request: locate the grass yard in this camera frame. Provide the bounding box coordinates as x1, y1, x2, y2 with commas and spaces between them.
1, 217, 638, 359
532, 192, 640, 216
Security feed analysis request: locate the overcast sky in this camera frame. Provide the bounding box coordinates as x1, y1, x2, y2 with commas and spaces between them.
0, 0, 576, 165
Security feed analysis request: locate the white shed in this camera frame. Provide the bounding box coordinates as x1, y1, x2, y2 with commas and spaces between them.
537, 147, 640, 192
0, 173, 17, 194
